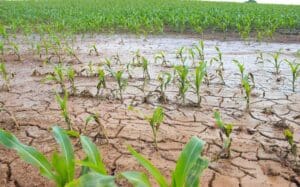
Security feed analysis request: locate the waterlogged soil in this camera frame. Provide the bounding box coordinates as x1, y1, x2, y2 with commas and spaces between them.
0, 34, 300, 187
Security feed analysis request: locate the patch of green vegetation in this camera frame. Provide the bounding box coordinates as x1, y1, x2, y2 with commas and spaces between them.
0, 0, 299, 39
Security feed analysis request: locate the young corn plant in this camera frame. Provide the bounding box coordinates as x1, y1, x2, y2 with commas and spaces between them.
194, 62, 207, 107
65, 46, 82, 63
113, 70, 127, 103
211, 46, 223, 70
87, 61, 94, 76
145, 107, 164, 149
67, 67, 76, 94
256, 51, 264, 63
0, 126, 118, 186
132, 50, 142, 65
0, 126, 76, 187
285, 59, 300, 92
157, 72, 171, 103
56, 92, 72, 130
232, 59, 245, 80
176, 47, 187, 65
10, 42, 21, 61
214, 111, 233, 158
96, 68, 106, 96
127, 136, 208, 187
267, 51, 282, 75
188, 48, 196, 66
104, 58, 114, 76
283, 129, 297, 157
84, 113, 109, 143
194, 40, 205, 61
0, 62, 11, 91
89, 44, 100, 56
44, 64, 66, 93
141, 57, 150, 80
154, 51, 168, 66
242, 74, 253, 111
175, 65, 190, 104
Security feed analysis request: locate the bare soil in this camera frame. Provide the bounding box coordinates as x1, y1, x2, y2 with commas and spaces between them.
0, 34, 300, 187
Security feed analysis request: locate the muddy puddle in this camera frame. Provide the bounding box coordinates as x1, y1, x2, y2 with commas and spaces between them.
0, 34, 300, 186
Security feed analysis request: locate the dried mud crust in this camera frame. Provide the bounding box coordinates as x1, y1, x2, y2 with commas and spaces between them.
0, 35, 300, 187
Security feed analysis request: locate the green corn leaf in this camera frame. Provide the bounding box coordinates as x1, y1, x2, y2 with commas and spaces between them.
172, 136, 208, 187
185, 157, 209, 187
121, 171, 151, 187
150, 107, 164, 126
0, 129, 55, 180
80, 135, 107, 175
52, 126, 75, 182
66, 172, 117, 187
128, 145, 168, 187
51, 152, 69, 187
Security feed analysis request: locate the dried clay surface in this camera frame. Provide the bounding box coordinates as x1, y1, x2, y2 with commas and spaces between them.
0, 34, 299, 187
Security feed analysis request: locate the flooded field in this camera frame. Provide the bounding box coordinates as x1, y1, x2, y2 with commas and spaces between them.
0, 34, 300, 186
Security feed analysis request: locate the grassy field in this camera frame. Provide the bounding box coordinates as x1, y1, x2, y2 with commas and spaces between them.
0, 0, 300, 39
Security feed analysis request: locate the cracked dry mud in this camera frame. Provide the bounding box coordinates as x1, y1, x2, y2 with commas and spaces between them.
0, 35, 300, 187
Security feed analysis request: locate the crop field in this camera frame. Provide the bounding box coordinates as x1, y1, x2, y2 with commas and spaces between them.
1, 0, 300, 40
0, 0, 300, 187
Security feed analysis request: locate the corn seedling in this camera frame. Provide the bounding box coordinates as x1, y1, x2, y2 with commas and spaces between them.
242, 73, 253, 111
56, 92, 72, 130
87, 61, 94, 76
84, 113, 109, 143
214, 111, 233, 158
10, 42, 21, 61
194, 40, 205, 61
67, 67, 76, 94
112, 53, 121, 65
66, 46, 82, 63
51, 35, 63, 63
113, 70, 127, 102
0, 101, 19, 129
89, 44, 100, 56
176, 47, 187, 65
285, 59, 300, 92
0, 62, 11, 91
256, 51, 264, 63
175, 65, 190, 104
0, 126, 75, 187
188, 48, 196, 66
132, 50, 142, 65
157, 72, 171, 103
127, 136, 208, 186
36, 43, 42, 59
211, 46, 223, 70
104, 58, 114, 76
267, 51, 282, 74
96, 68, 106, 96
232, 59, 245, 80
283, 129, 297, 157
145, 107, 164, 149
44, 64, 66, 93
154, 51, 168, 66
0, 126, 119, 186
142, 57, 150, 80
194, 62, 207, 107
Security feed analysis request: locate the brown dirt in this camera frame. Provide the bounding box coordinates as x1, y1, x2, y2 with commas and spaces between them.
0, 34, 300, 187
